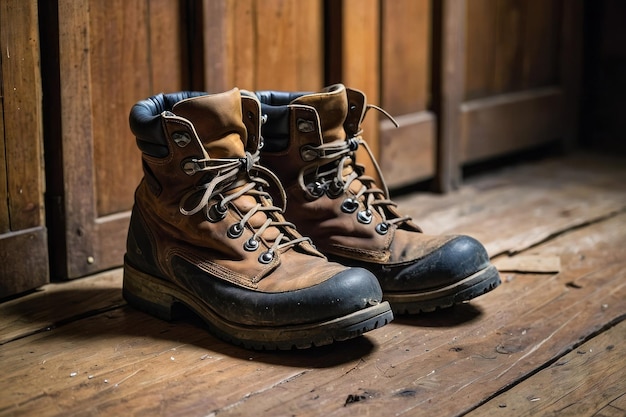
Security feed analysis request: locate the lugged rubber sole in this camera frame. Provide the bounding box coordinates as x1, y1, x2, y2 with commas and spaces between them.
122, 263, 394, 350
384, 264, 502, 315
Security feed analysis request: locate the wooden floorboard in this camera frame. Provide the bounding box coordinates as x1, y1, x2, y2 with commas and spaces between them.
1, 152, 625, 417
465, 320, 626, 417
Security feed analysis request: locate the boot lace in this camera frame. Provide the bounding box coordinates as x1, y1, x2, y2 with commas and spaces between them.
179, 150, 312, 264
299, 106, 412, 234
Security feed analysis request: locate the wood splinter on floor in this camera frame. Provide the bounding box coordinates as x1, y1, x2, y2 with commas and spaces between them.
493, 255, 561, 274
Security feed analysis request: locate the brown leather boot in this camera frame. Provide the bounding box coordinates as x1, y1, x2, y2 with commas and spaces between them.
124, 89, 392, 349
256, 84, 501, 314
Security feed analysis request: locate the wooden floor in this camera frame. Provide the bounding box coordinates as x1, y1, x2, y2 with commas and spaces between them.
1, 152, 625, 417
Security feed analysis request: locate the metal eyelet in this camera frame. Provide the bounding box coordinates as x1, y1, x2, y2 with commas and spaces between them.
341, 198, 359, 214
244, 238, 259, 252
182, 159, 197, 175
172, 131, 191, 147
258, 251, 274, 264
297, 118, 315, 133
300, 145, 318, 161
357, 209, 373, 224
307, 181, 325, 198
327, 179, 344, 198
375, 222, 389, 235
227, 223, 244, 239
347, 138, 359, 151
206, 203, 227, 222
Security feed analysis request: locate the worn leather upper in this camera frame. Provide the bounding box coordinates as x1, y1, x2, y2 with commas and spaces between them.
126, 89, 385, 326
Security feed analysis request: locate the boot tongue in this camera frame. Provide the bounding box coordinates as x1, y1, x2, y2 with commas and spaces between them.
291, 84, 348, 143
173, 88, 247, 159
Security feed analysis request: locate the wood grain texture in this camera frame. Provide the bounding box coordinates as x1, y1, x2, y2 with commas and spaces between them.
341, 0, 380, 159
381, 0, 431, 116
380, 113, 435, 188
395, 153, 626, 257
0, 0, 49, 296
50, 0, 188, 279
89, 0, 150, 216
0, 154, 624, 416
203, 0, 323, 92
379, 0, 436, 187
460, 87, 564, 163
465, 321, 626, 416
0, 79, 7, 234
434, 0, 466, 191
0, 0, 45, 231
0, 228, 49, 299
464, 0, 562, 100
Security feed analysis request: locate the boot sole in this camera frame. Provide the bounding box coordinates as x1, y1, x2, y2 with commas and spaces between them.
122, 263, 393, 350
384, 264, 501, 314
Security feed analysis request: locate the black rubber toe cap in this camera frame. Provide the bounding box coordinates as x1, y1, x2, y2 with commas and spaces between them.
171, 256, 384, 327
380, 235, 492, 292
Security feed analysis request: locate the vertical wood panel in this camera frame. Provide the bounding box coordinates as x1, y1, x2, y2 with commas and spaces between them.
379, 0, 435, 187
520, 0, 560, 89
0, 0, 49, 296
464, 0, 496, 100
50, 0, 189, 278
90, 0, 148, 216
149, 0, 186, 93
0, 86, 7, 234
340, 0, 381, 161
434, 0, 466, 191
203, 0, 323, 93
492, 0, 524, 94
465, 0, 562, 100
255, 0, 322, 90
0, 0, 45, 231
57, 0, 98, 277
460, 0, 579, 164
381, 0, 430, 116
292, 0, 324, 90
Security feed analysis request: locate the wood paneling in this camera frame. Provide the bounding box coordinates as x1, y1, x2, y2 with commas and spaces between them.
44, 0, 189, 279
1, 0, 45, 231
465, 0, 561, 100
441, 0, 582, 172
460, 88, 564, 162
90, 0, 186, 217
0, 0, 49, 297
381, 0, 431, 116
1, 0, 584, 288
202, 0, 324, 92
380, 0, 435, 187
433, 0, 466, 191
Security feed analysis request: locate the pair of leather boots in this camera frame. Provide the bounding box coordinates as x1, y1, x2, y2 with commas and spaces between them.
124, 84, 500, 350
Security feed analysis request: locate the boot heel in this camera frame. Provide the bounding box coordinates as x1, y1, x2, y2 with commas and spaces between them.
123, 263, 178, 321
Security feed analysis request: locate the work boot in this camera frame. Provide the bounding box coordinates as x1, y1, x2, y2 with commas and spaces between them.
255, 84, 501, 314
124, 89, 393, 349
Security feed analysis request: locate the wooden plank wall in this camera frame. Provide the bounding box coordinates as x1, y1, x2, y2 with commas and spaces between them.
42, 0, 188, 280
1, 0, 585, 296
460, 0, 582, 164
0, 0, 49, 297
380, 0, 435, 187
202, 0, 324, 92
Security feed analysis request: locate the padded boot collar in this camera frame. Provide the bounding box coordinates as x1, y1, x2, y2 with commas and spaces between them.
129, 91, 207, 157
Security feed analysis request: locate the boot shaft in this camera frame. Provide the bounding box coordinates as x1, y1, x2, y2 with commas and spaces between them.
127, 89, 328, 286
256, 84, 422, 260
